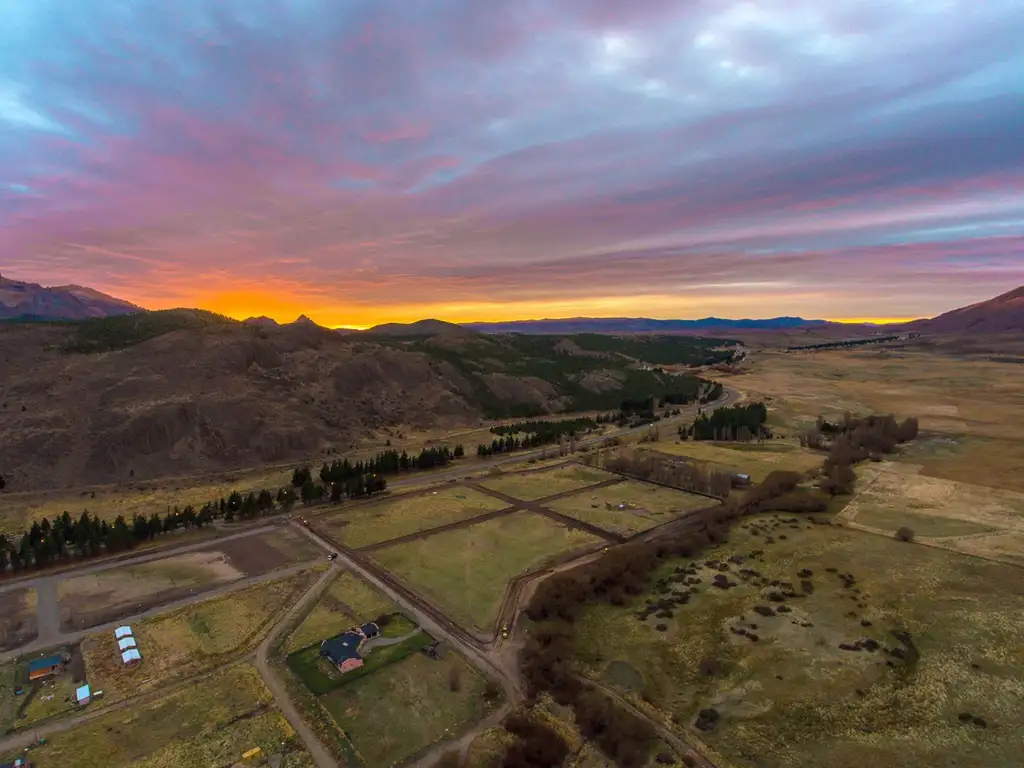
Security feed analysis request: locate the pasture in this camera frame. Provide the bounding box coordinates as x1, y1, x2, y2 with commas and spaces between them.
840, 463, 1024, 564
544, 480, 714, 536
322, 651, 492, 768
372, 511, 603, 633
476, 464, 617, 501
570, 513, 1024, 768
646, 440, 824, 483
724, 348, 1024, 492
319, 486, 508, 549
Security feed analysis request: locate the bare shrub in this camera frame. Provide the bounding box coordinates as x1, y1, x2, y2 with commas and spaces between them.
895, 526, 915, 542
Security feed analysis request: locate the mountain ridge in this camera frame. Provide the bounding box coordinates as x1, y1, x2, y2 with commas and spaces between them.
0, 275, 141, 321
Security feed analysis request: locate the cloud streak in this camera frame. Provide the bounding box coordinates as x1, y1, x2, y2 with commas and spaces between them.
1, 0, 1023, 325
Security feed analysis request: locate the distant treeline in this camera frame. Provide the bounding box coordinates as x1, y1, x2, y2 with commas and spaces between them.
786, 335, 907, 351
489, 417, 597, 439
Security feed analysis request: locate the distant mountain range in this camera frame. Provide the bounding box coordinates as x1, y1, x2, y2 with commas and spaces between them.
462, 316, 832, 334
4, 274, 1022, 336
0, 275, 141, 321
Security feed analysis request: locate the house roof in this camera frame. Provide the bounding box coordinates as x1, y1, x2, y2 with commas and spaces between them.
360, 622, 380, 636
28, 654, 64, 673
76, 684, 91, 701
121, 649, 142, 664
320, 632, 364, 664
117, 637, 137, 651
114, 626, 133, 639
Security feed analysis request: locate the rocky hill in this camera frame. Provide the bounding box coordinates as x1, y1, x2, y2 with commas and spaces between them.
0, 312, 731, 490
0, 275, 141, 321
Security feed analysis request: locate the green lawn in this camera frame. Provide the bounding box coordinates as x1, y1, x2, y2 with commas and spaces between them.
852, 506, 996, 537
322, 652, 493, 768
372, 511, 602, 633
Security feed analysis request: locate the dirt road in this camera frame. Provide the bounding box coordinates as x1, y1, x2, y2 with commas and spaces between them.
254, 566, 339, 768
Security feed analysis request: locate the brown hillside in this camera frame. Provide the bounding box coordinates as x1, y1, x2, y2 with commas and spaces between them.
904, 285, 1024, 334
0, 320, 481, 491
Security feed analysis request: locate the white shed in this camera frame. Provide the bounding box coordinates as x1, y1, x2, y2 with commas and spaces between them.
117, 636, 137, 651
121, 649, 142, 665
114, 626, 134, 639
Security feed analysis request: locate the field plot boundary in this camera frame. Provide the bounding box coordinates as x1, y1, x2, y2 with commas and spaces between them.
357, 505, 520, 552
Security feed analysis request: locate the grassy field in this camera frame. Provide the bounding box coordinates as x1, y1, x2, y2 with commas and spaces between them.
56, 528, 321, 631
322, 651, 493, 768
544, 480, 714, 536
646, 440, 824, 483
839, 462, 1024, 565
0, 587, 37, 651
19, 664, 313, 768
0, 662, 15, 734
283, 570, 401, 654
320, 486, 508, 548
569, 513, 1024, 768
724, 348, 1024, 492
81, 569, 318, 705
373, 511, 603, 633
476, 464, 617, 501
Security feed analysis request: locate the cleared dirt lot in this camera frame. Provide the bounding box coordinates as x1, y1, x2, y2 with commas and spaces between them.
319, 486, 509, 549
57, 528, 321, 630
0, 588, 37, 651
544, 480, 714, 536
476, 464, 617, 501
372, 510, 603, 634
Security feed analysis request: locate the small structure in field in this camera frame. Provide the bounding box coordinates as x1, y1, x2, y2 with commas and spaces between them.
121, 649, 142, 666
75, 684, 91, 705
731, 474, 752, 488
114, 626, 133, 640
117, 637, 137, 651
27, 654, 65, 682
320, 622, 381, 674
0, 757, 32, 767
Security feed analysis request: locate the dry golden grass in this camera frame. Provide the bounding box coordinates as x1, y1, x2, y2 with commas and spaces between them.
26, 664, 313, 768
477, 464, 617, 501
572, 514, 1024, 768
545, 480, 713, 536
722, 348, 1024, 492
81, 569, 318, 705
320, 486, 508, 548
840, 462, 1024, 563
322, 651, 492, 768
373, 512, 603, 633
283, 570, 398, 653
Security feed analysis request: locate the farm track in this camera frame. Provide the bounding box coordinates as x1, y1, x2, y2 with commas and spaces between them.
467, 479, 628, 543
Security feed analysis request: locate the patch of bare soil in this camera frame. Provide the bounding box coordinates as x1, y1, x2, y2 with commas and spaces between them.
0, 589, 37, 651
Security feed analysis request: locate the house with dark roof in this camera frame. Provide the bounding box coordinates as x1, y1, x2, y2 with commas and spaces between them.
320, 622, 381, 674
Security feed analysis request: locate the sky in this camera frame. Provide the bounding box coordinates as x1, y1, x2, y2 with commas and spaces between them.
1, 1, 1023, 328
